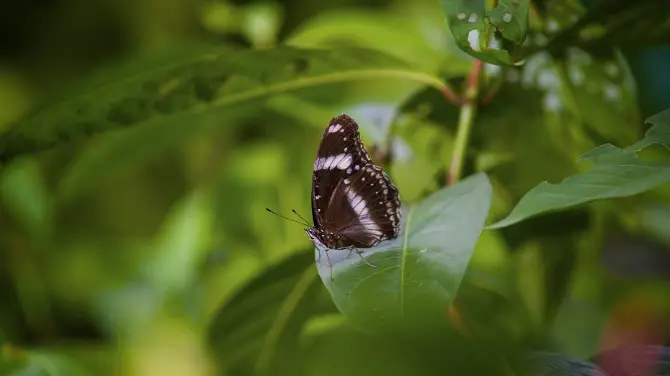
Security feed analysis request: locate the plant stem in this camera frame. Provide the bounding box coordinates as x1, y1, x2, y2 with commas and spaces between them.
440, 84, 462, 105
447, 59, 483, 185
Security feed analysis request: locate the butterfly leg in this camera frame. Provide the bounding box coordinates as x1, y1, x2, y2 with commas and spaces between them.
349, 246, 377, 268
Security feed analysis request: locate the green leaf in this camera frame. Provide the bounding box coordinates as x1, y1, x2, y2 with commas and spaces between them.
317, 173, 492, 332
46, 46, 445, 199
488, 108, 670, 229
440, 0, 529, 65
208, 251, 334, 374
488, 0, 529, 45
629, 108, 670, 150
286, 9, 468, 74
0, 158, 52, 240
142, 188, 213, 296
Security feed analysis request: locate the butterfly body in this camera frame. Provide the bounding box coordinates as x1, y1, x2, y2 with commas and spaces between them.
308, 114, 401, 256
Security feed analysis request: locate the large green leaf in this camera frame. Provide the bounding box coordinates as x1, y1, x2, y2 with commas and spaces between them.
36, 46, 445, 200
286, 7, 470, 75
0, 46, 445, 165
316, 173, 492, 332
440, 0, 529, 65
208, 251, 336, 375
488, 108, 670, 229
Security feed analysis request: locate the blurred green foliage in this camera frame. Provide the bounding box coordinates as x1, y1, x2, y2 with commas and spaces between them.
1, 0, 670, 375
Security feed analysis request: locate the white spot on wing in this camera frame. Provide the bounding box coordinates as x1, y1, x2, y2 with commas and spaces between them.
328, 123, 343, 133
346, 190, 368, 216
346, 189, 381, 234
314, 153, 352, 170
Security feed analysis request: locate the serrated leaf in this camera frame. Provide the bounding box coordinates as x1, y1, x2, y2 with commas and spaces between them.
488, 109, 670, 229
440, 0, 529, 65
316, 173, 492, 332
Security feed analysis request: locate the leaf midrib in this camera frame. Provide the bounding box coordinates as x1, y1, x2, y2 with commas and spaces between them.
195, 68, 445, 114
399, 206, 414, 318
254, 264, 317, 374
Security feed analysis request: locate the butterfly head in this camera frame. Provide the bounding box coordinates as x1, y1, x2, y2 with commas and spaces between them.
306, 227, 326, 248
306, 226, 343, 249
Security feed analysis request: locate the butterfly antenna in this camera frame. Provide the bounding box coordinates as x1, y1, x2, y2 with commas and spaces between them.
266, 208, 309, 226
291, 209, 312, 227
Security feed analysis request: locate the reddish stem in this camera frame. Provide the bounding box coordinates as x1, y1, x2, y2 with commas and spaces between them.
440, 85, 463, 106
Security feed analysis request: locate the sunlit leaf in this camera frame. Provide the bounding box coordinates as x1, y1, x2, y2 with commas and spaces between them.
440, 0, 529, 65
488, 108, 670, 229
286, 9, 466, 74
317, 173, 492, 332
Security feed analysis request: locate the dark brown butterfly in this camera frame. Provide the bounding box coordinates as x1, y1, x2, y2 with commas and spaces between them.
306, 114, 401, 275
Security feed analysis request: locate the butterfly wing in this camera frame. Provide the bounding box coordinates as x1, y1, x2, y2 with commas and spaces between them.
327, 164, 401, 247
311, 114, 373, 230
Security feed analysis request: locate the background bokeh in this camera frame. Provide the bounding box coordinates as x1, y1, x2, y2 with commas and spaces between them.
1, 0, 669, 375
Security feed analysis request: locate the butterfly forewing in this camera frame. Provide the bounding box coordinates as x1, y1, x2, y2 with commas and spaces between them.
310, 114, 401, 250
311, 115, 372, 228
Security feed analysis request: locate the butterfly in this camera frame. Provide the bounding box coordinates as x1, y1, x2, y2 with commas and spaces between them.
267, 114, 401, 280
306, 114, 401, 276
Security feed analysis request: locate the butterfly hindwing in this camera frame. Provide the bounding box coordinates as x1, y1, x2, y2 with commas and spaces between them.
328, 164, 400, 246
